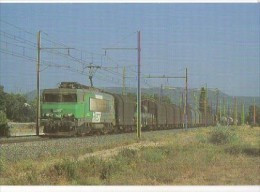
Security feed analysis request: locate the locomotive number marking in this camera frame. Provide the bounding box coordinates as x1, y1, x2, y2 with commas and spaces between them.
92, 112, 101, 122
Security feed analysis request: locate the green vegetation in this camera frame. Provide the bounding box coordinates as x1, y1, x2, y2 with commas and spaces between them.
0, 111, 10, 137
199, 87, 211, 113
0, 85, 36, 123
208, 127, 239, 145
0, 126, 259, 185
247, 105, 260, 126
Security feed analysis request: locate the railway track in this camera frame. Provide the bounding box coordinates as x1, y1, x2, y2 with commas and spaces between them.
0, 126, 198, 145
0, 135, 50, 144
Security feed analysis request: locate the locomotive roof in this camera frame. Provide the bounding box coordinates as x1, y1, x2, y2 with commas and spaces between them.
43, 88, 105, 94
43, 82, 106, 94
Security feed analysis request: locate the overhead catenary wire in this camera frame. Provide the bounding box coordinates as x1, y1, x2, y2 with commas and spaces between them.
0, 19, 36, 37
1, 20, 182, 96
0, 19, 104, 63
108, 31, 137, 48
0, 30, 37, 47
0, 39, 37, 52
0, 47, 75, 71
1, 31, 185, 91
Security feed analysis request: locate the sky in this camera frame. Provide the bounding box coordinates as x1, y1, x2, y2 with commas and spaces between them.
0, 3, 259, 97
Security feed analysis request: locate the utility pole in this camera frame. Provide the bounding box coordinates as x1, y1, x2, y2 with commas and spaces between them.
223, 97, 226, 117
122, 66, 126, 95
35, 31, 74, 136
211, 101, 213, 124
234, 97, 237, 126
227, 99, 229, 117
102, 31, 140, 138
36, 31, 41, 136
159, 84, 163, 102
253, 98, 256, 125
182, 92, 184, 128
137, 30, 141, 138
204, 84, 207, 127
185, 68, 188, 130
219, 100, 222, 122
241, 101, 245, 125
216, 89, 219, 123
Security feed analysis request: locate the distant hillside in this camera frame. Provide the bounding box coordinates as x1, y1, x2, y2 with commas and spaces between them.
24, 86, 259, 115
24, 90, 43, 101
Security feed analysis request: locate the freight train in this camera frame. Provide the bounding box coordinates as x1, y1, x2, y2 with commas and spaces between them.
41, 82, 214, 136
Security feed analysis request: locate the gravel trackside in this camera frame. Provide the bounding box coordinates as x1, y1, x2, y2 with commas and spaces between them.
0, 129, 183, 162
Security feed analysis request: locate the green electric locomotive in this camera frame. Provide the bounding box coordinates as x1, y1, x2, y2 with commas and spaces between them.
41, 82, 116, 136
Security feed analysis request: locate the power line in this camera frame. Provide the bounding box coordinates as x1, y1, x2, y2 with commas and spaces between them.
0, 47, 76, 70
109, 31, 137, 47
0, 39, 37, 51
40, 32, 104, 57
0, 19, 35, 36
0, 24, 103, 68
0, 21, 138, 92
41, 48, 89, 67
0, 30, 37, 47
0, 27, 131, 88
0, 49, 36, 63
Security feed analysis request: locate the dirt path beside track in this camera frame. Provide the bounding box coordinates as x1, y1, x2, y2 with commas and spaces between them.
78, 140, 167, 161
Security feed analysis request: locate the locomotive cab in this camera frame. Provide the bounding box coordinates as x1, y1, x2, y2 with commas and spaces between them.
41, 89, 82, 135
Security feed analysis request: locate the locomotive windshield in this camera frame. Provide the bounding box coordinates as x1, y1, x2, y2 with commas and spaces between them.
62, 94, 77, 102
44, 93, 60, 102
44, 93, 77, 102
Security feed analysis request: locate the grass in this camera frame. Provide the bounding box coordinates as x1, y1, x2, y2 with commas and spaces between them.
208, 126, 240, 145
0, 125, 259, 185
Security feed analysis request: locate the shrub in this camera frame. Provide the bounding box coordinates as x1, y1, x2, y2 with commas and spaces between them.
225, 142, 260, 157
225, 143, 244, 155
142, 148, 165, 163
196, 134, 207, 143
53, 159, 78, 180
243, 146, 260, 157
0, 111, 10, 137
99, 160, 123, 180
118, 148, 137, 159
100, 161, 113, 180
0, 158, 4, 174
208, 127, 239, 145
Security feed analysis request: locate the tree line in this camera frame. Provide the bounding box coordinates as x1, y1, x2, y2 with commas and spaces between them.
0, 85, 36, 120
0, 85, 259, 136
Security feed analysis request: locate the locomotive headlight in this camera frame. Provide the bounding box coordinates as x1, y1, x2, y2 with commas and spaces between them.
67, 113, 73, 117
63, 113, 73, 118
45, 113, 53, 118
54, 114, 62, 118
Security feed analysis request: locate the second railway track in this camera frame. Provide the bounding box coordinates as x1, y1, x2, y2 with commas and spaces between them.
0, 135, 50, 144
0, 127, 193, 145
